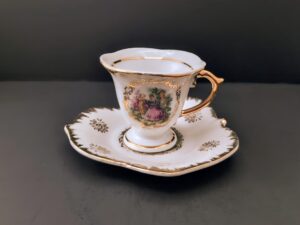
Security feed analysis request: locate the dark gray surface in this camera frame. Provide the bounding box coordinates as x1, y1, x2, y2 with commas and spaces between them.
1, 0, 300, 83
0, 82, 299, 225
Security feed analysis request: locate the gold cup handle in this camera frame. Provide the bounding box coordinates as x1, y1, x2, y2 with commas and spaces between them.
181, 69, 224, 116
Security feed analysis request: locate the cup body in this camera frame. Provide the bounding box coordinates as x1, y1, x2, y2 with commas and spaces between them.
100, 48, 206, 152
111, 72, 191, 138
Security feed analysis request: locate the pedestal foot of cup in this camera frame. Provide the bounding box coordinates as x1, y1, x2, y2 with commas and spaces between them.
123, 128, 177, 153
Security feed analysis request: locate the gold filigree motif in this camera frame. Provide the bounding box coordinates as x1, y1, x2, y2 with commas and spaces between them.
176, 87, 181, 101
184, 113, 203, 123
123, 86, 134, 100
89, 118, 109, 133
128, 78, 180, 89
199, 140, 220, 151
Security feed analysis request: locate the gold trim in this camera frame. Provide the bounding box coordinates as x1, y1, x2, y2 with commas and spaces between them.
123, 129, 176, 149
127, 79, 180, 89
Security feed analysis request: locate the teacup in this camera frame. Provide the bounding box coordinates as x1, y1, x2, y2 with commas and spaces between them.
100, 48, 224, 153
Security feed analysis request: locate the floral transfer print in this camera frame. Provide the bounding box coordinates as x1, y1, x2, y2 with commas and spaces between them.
184, 113, 203, 123
89, 118, 109, 133
199, 140, 220, 151
123, 86, 134, 100
126, 87, 173, 126
176, 87, 181, 101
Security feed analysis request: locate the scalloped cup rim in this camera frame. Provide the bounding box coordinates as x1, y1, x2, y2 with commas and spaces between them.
99, 47, 206, 76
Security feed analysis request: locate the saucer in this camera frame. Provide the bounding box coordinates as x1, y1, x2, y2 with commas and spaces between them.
64, 98, 239, 177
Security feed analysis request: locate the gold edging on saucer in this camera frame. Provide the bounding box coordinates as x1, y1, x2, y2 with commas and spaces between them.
64, 101, 239, 176
65, 124, 239, 176
69, 107, 114, 124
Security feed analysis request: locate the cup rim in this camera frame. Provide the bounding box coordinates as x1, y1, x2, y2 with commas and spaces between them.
100, 47, 206, 77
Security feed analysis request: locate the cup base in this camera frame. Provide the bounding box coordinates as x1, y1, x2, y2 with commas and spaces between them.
123, 128, 177, 153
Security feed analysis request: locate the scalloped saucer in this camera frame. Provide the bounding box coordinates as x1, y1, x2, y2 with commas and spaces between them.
64, 98, 239, 177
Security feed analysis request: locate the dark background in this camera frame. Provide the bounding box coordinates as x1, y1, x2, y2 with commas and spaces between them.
0, 0, 299, 83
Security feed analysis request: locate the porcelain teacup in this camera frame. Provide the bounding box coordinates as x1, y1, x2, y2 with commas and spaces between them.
100, 48, 223, 153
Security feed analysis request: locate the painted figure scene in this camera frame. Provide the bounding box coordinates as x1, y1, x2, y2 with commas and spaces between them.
129, 87, 173, 125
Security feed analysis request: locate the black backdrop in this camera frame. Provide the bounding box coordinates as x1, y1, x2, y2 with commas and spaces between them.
0, 0, 299, 83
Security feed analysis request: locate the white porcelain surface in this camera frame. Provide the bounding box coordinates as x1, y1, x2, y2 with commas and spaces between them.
64, 98, 239, 177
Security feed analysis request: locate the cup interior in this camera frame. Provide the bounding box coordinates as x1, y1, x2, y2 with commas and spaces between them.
113, 58, 192, 74
100, 48, 206, 76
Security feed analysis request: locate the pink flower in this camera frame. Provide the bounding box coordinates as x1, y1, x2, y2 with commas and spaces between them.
145, 107, 164, 121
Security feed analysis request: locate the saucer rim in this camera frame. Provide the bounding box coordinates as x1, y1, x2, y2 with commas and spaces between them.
64, 100, 239, 177
65, 125, 239, 177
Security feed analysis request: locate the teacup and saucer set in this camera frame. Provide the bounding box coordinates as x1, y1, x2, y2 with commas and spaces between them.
64, 48, 239, 177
